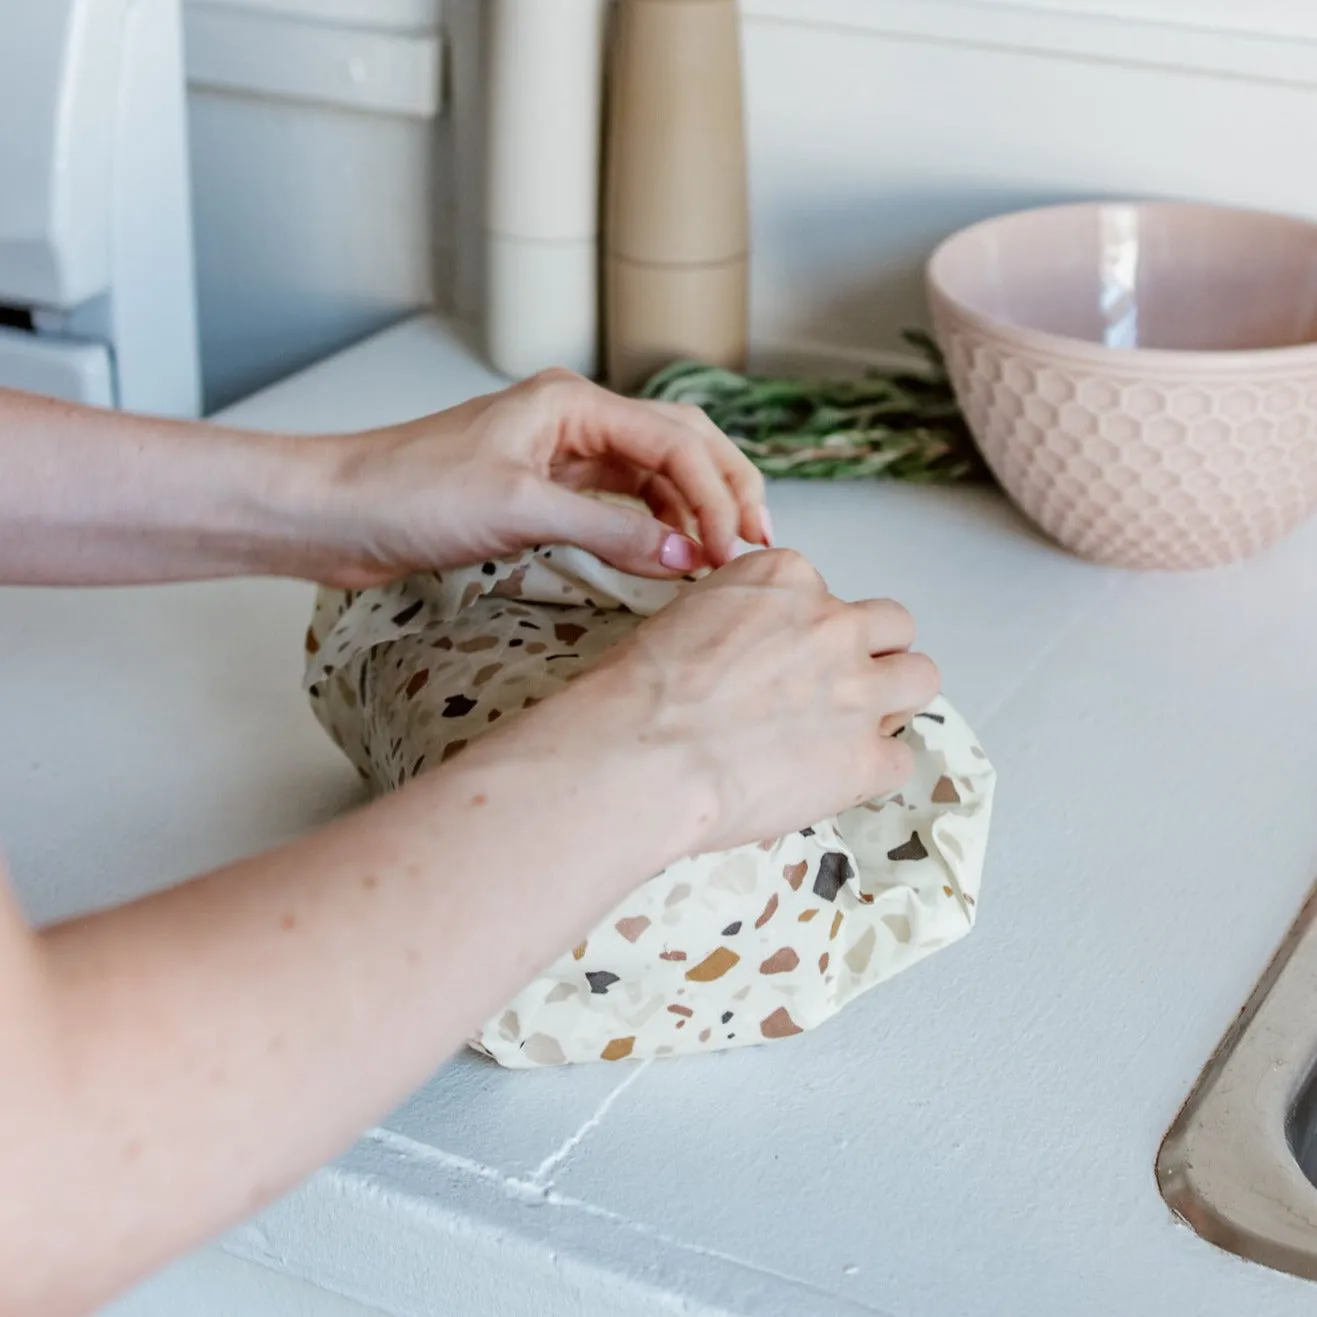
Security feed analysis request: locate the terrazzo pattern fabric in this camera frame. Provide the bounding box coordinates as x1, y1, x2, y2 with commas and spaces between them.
304, 545, 996, 1068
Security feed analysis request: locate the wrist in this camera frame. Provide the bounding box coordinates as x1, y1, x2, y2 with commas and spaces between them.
278, 426, 445, 589
225, 429, 388, 586
458, 666, 717, 873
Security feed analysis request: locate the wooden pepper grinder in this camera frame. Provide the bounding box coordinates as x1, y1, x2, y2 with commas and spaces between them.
602, 0, 750, 394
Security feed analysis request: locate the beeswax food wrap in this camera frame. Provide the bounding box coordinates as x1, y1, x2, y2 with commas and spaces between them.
304, 545, 996, 1068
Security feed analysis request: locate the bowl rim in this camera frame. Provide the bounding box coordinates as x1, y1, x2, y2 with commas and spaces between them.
925, 199, 1317, 372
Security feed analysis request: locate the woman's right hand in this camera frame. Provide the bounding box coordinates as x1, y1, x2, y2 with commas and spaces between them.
504, 548, 940, 858
0, 553, 931, 1317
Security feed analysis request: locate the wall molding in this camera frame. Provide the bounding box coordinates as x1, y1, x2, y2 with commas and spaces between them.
184, 3, 444, 117
953, 0, 1317, 43
183, 0, 443, 31
742, 0, 1317, 89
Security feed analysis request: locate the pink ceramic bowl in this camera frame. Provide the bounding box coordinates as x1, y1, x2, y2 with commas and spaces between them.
927, 201, 1317, 569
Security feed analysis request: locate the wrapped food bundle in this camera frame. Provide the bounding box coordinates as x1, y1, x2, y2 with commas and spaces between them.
304, 545, 996, 1068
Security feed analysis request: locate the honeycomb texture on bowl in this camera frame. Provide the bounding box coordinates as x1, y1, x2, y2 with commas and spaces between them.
933, 311, 1317, 570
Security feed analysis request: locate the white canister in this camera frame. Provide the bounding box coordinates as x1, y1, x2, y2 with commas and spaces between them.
483, 0, 609, 380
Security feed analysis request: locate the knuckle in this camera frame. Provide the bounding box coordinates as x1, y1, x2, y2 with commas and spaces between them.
665, 442, 706, 483
879, 596, 915, 628
820, 597, 858, 637
531, 365, 583, 387
760, 548, 819, 586
525, 366, 587, 402
868, 598, 917, 648
728, 458, 766, 500
903, 651, 942, 699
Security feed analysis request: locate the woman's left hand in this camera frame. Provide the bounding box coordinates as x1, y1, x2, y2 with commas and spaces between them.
311, 367, 771, 588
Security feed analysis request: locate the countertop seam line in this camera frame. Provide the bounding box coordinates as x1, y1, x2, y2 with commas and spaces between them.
974, 572, 1128, 732
527, 1060, 654, 1189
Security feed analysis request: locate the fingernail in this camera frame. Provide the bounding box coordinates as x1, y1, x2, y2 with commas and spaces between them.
659, 532, 698, 572
760, 507, 776, 547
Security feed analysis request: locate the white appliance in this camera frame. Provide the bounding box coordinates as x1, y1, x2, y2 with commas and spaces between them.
181, 0, 445, 412
0, 0, 200, 417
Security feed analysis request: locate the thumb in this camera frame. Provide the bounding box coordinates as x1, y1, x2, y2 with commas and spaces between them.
532, 486, 705, 577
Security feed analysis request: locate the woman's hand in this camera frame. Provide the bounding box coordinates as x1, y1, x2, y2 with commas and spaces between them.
467, 548, 940, 856
0, 376, 762, 589
315, 368, 770, 588
0, 545, 936, 1316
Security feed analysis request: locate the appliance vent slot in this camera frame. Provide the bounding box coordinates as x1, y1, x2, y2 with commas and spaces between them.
0, 306, 35, 333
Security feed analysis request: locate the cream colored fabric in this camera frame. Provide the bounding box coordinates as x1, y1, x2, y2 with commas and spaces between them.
304, 546, 996, 1068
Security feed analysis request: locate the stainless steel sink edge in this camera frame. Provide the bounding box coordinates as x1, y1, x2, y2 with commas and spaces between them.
1157, 883, 1317, 1282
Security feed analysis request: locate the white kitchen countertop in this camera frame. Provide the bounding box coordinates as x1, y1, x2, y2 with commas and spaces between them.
8, 316, 1317, 1316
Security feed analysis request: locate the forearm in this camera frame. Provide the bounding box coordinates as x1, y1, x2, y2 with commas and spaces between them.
0, 388, 331, 585
0, 696, 695, 1316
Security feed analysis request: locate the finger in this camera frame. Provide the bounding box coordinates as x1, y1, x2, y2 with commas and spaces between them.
573, 460, 699, 538
839, 716, 917, 800
637, 473, 698, 536
553, 390, 746, 565
879, 708, 919, 737
550, 456, 633, 495
529, 484, 706, 578
647, 402, 770, 547
644, 427, 741, 566
847, 598, 917, 656
868, 650, 941, 716
869, 736, 916, 794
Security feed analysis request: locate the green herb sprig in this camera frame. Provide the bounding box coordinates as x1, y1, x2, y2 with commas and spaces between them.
637, 330, 987, 484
